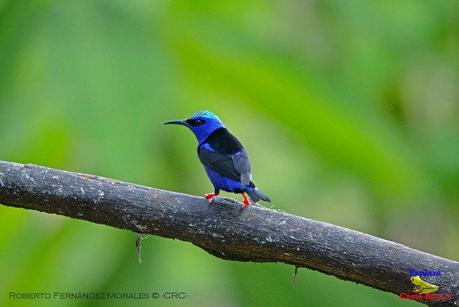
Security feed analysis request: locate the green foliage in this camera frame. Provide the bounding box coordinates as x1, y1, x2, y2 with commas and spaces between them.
0, 1, 457, 306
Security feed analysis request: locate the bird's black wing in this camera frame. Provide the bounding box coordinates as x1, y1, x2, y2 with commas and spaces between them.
232, 150, 252, 185
199, 128, 253, 185
198, 146, 252, 185
198, 146, 239, 181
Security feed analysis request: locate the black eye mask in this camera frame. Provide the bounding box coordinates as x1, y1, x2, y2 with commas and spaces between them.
186, 119, 205, 126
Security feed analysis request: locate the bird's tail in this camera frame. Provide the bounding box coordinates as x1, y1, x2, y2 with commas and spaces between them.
246, 188, 271, 203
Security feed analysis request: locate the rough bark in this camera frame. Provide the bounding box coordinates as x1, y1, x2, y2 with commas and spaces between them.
0, 161, 457, 305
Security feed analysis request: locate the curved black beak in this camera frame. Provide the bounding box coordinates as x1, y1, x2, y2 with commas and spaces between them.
163, 119, 188, 126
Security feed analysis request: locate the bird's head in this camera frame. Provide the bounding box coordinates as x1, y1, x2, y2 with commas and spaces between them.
164, 110, 225, 144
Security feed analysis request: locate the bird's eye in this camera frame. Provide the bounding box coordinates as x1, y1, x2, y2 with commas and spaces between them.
186, 119, 205, 126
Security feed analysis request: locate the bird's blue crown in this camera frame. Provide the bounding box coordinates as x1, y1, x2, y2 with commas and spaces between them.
191, 110, 221, 122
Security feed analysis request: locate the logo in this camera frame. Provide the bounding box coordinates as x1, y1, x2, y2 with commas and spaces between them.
399, 270, 453, 302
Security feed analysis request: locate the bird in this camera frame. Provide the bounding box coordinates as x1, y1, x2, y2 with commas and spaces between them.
164, 110, 271, 209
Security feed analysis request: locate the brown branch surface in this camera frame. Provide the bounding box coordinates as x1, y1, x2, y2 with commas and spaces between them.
0, 161, 457, 305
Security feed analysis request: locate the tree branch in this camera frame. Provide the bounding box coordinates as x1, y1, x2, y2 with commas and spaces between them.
0, 161, 457, 305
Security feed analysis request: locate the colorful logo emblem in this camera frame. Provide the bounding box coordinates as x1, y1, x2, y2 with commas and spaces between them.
410, 275, 438, 294
399, 270, 453, 302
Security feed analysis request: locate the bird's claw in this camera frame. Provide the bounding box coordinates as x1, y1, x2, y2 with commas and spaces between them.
205, 193, 218, 203
241, 193, 252, 209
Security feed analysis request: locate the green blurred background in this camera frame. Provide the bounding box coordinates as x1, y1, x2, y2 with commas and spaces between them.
0, 1, 458, 306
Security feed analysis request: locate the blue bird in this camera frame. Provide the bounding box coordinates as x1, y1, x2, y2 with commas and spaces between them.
164, 110, 271, 208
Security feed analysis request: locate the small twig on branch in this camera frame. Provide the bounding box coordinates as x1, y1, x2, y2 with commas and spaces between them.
136, 233, 142, 264
0, 161, 457, 306
292, 265, 299, 284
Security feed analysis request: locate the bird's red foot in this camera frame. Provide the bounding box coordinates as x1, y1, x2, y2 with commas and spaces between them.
205, 193, 218, 203
241, 192, 252, 209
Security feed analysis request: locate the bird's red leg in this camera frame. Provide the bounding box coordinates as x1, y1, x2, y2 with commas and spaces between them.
205, 192, 219, 203
241, 192, 252, 209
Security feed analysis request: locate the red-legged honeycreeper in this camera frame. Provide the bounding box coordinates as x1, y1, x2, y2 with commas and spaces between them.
164, 110, 271, 209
